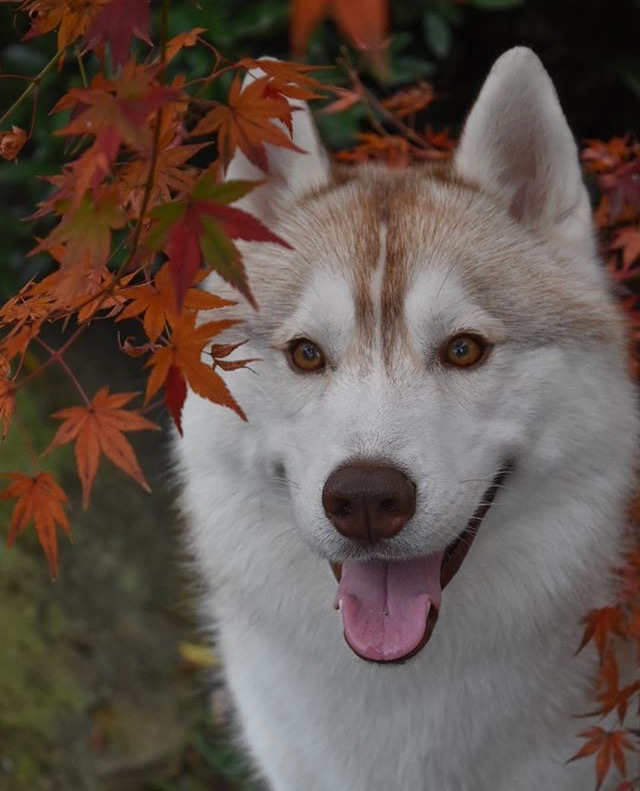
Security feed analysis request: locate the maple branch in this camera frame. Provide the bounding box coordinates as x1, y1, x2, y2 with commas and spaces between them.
109, 0, 170, 289
13, 406, 43, 474
35, 337, 92, 407
337, 54, 438, 154
0, 48, 65, 128
75, 47, 89, 88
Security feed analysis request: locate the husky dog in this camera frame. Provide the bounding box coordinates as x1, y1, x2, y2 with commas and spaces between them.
175, 48, 638, 790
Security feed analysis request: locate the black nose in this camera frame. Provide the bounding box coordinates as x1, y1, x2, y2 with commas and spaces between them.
322, 464, 416, 545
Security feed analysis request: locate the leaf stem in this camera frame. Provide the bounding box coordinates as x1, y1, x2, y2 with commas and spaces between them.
35, 337, 92, 406
17, 323, 87, 391
0, 48, 65, 128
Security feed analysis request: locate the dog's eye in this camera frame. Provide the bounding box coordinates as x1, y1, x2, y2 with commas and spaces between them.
442, 333, 488, 368
288, 338, 326, 373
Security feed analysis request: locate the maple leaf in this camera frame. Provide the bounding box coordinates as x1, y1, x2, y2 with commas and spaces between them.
424, 126, 456, 154
0, 126, 28, 160
145, 313, 245, 432
382, 83, 435, 119
164, 364, 187, 435
149, 171, 290, 309
0, 472, 71, 580
84, 0, 152, 69
0, 357, 15, 438
321, 87, 364, 115
31, 186, 126, 273
118, 134, 210, 215
0, 278, 59, 362
582, 137, 630, 174
601, 160, 640, 220
46, 387, 158, 508
570, 727, 637, 790
117, 264, 234, 342
611, 227, 640, 270
19, 0, 107, 51
578, 606, 628, 660
55, 63, 183, 156
290, 0, 389, 73
336, 132, 413, 167
165, 27, 206, 62
211, 340, 259, 372
192, 75, 304, 172
237, 58, 327, 102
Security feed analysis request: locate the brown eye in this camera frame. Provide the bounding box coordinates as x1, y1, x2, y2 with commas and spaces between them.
442, 333, 487, 368
289, 338, 326, 372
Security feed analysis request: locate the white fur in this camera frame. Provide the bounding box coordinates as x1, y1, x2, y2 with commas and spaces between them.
174, 48, 639, 790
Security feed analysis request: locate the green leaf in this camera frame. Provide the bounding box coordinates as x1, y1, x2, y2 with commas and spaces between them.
423, 11, 453, 60
191, 171, 263, 204
146, 201, 187, 252
198, 214, 249, 300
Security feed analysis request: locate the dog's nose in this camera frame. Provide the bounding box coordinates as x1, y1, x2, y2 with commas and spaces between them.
322, 464, 416, 544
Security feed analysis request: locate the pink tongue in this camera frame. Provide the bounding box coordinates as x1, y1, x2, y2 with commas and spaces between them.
335, 554, 444, 662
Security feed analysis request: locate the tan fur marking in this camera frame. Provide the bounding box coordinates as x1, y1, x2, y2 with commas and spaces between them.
256, 162, 624, 362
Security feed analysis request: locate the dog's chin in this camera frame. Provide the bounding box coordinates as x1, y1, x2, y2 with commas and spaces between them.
330, 465, 511, 665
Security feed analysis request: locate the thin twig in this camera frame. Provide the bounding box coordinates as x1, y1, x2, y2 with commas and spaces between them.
0, 48, 65, 128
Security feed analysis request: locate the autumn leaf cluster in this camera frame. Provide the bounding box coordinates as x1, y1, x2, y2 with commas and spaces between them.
0, 0, 327, 577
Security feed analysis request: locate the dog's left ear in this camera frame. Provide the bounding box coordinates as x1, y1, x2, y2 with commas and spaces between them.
455, 47, 594, 255
225, 62, 331, 221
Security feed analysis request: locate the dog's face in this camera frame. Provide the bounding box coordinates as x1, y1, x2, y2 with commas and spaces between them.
205, 48, 632, 661
242, 168, 620, 565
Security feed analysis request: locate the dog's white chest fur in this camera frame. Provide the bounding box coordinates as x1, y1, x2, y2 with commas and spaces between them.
175, 48, 639, 790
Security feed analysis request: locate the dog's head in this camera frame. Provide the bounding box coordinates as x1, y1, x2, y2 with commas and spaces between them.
200, 48, 636, 662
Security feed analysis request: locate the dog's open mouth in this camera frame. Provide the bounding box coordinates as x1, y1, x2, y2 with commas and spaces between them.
332, 466, 511, 663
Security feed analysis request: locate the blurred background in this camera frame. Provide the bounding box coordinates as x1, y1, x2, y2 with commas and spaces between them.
0, 0, 638, 789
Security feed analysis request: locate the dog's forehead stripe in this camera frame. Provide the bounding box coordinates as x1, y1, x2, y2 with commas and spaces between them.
346, 181, 416, 366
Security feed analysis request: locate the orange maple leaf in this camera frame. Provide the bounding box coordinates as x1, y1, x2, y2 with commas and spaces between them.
47, 387, 158, 508
0, 126, 28, 161
165, 27, 207, 62
55, 63, 183, 156
145, 313, 245, 432
0, 472, 71, 580
193, 74, 303, 172
117, 264, 234, 342
20, 0, 107, 51
382, 83, 435, 119
570, 727, 637, 790
290, 0, 389, 73
0, 380, 15, 440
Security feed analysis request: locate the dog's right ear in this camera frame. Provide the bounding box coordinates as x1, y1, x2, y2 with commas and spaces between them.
225, 64, 331, 221
455, 47, 595, 258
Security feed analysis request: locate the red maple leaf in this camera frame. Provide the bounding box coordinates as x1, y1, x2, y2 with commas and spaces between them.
84, 0, 152, 69
55, 63, 183, 156
611, 227, 640, 270
150, 170, 291, 309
